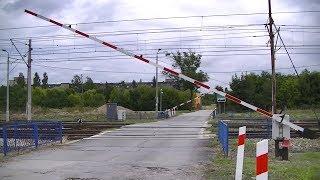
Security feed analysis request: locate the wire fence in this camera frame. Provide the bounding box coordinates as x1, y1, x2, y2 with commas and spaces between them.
1, 121, 62, 156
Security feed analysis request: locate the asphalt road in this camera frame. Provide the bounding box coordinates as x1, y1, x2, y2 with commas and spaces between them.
0, 110, 213, 180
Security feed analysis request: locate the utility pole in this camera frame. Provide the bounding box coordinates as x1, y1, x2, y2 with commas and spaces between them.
160, 89, 163, 112
81, 74, 84, 110
155, 49, 161, 118
27, 39, 32, 120
2, 49, 9, 122
268, 0, 276, 114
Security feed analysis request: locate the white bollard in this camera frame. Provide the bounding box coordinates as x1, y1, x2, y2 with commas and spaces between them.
256, 139, 268, 180
235, 126, 246, 180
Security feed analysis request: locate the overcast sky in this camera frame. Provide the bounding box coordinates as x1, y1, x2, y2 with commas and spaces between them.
0, 0, 319, 91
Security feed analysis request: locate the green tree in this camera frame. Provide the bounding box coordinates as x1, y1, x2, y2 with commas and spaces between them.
136, 85, 155, 111
83, 89, 105, 107
129, 88, 140, 110
164, 51, 209, 110
43, 88, 68, 108
33, 72, 41, 88
9, 85, 26, 110
71, 75, 82, 92
277, 75, 300, 108
67, 93, 82, 107
120, 81, 126, 88
16, 72, 25, 87
0, 86, 6, 110
104, 81, 114, 102
229, 72, 272, 111
110, 87, 130, 108
202, 94, 215, 106
298, 70, 320, 107
84, 76, 95, 91
42, 72, 48, 88
32, 87, 46, 106
132, 80, 137, 88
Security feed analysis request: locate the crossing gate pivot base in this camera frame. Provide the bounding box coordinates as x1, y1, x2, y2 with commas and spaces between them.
272, 114, 290, 160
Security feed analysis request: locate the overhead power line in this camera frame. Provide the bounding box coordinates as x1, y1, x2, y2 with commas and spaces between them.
1, 10, 320, 31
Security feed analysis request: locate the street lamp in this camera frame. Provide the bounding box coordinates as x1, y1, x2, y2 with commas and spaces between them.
155, 48, 161, 117
2, 49, 9, 122
160, 89, 163, 111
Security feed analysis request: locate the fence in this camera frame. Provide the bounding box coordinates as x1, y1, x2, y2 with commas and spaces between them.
218, 120, 229, 157
1, 121, 62, 156
218, 117, 272, 139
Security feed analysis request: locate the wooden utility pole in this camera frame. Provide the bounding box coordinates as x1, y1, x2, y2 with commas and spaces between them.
268, 0, 276, 114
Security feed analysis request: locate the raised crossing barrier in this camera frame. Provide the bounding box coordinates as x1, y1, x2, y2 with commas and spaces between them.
24, 10, 315, 138
24, 9, 315, 139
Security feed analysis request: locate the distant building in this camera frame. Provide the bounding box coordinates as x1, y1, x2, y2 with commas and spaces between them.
60, 83, 70, 88
33, 78, 178, 89
8, 77, 27, 86
48, 83, 70, 89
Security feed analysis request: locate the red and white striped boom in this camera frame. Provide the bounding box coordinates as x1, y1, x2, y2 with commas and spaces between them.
25, 9, 310, 135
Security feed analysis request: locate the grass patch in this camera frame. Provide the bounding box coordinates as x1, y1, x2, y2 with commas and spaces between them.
206, 120, 320, 179
208, 141, 320, 180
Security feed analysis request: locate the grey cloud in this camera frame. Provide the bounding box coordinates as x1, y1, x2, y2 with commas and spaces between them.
3, 0, 73, 16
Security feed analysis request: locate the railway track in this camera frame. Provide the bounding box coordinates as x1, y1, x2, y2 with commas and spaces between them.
1, 121, 319, 140
0, 121, 132, 140
214, 121, 320, 139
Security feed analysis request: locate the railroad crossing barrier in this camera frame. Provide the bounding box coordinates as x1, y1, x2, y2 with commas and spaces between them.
1, 121, 62, 156
25, 10, 316, 140
218, 120, 229, 157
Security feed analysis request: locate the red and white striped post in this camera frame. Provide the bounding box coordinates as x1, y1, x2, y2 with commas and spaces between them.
256, 139, 268, 180
235, 126, 246, 180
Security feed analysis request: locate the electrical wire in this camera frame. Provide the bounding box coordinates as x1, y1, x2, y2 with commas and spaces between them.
1, 10, 320, 31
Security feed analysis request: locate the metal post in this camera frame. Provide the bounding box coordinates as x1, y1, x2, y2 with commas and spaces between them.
27, 39, 32, 120
33, 123, 38, 148
2, 125, 8, 156
160, 89, 163, 111
81, 74, 84, 109
268, 0, 276, 114
155, 48, 161, 118
2, 49, 10, 122
58, 121, 63, 143
14, 122, 17, 149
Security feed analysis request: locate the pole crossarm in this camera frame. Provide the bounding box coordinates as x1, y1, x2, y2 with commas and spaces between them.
25, 9, 314, 137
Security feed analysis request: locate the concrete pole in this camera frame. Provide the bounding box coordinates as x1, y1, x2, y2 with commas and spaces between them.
27, 39, 32, 120
2, 49, 9, 122
81, 74, 84, 110
155, 49, 161, 117
160, 89, 163, 111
